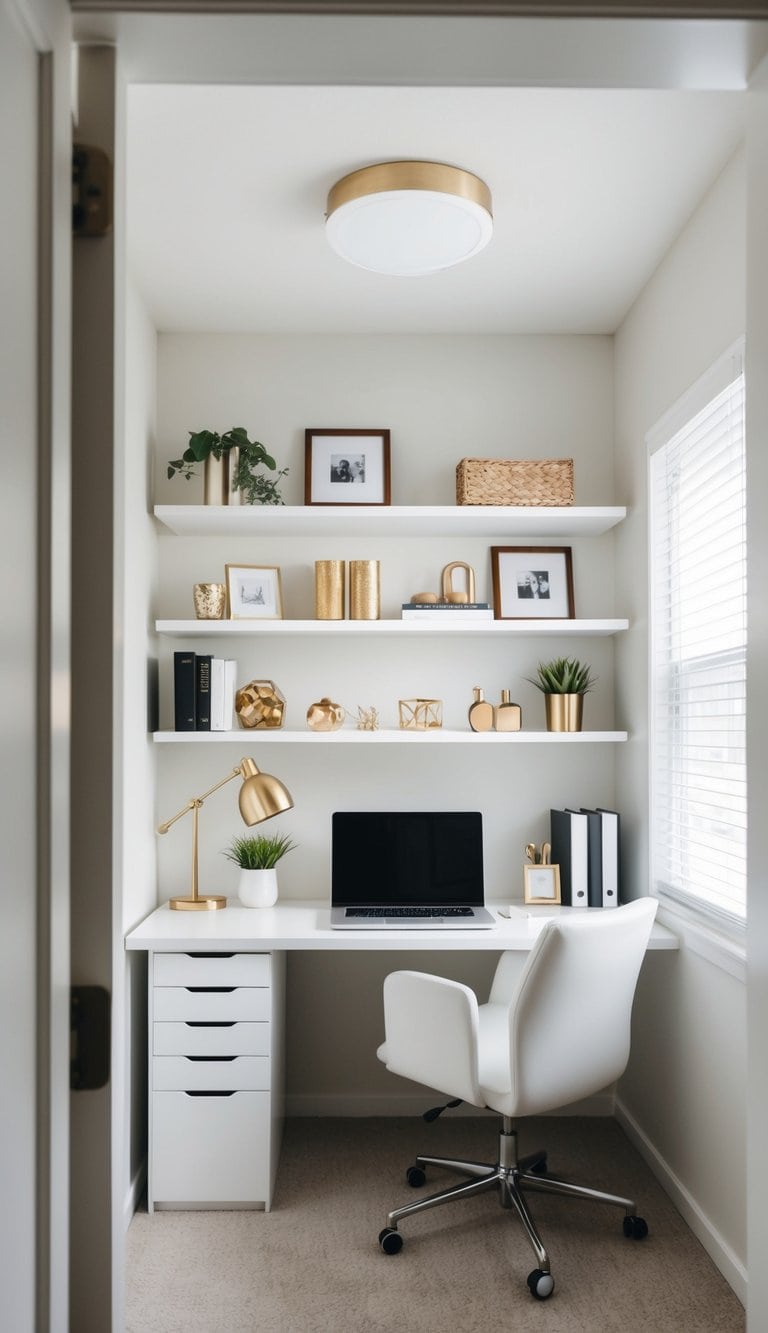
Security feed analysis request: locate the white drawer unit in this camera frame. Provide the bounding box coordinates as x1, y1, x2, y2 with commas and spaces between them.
148, 950, 285, 1211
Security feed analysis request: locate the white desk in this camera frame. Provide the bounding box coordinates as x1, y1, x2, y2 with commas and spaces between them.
126, 901, 676, 1213
125, 899, 678, 953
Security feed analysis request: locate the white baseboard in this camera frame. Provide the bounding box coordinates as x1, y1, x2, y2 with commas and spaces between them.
615, 1097, 747, 1306
285, 1091, 614, 1118
124, 1157, 146, 1229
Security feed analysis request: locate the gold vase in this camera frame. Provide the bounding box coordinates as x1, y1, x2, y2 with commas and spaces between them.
544, 693, 583, 732
306, 697, 346, 731
350, 560, 380, 620
315, 560, 345, 619
203, 448, 240, 505
193, 582, 227, 619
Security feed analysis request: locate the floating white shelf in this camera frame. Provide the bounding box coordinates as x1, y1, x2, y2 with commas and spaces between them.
155, 617, 628, 638
152, 729, 628, 744
154, 503, 626, 540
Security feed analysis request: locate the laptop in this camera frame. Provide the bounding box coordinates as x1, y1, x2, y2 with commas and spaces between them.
329, 811, 495, 929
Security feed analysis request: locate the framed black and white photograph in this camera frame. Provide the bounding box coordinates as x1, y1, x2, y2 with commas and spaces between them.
524, 864, 562, 906
305, 429, 391, 506
490, 546, 574, 620
225, 564, 283, 620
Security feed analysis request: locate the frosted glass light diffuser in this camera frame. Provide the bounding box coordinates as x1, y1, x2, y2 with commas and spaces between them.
326, 161, 493, 277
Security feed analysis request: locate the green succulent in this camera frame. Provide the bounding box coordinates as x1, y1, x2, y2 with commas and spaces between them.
526, 656, 596, 695
167, 426, 288, 505
223, 832, 297, 870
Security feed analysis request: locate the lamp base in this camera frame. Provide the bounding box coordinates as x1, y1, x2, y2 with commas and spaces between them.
169, 894, 227, 911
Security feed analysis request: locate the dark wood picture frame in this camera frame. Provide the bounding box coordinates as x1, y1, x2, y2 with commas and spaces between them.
490, 546, 575, 620
304, 429, 391, 506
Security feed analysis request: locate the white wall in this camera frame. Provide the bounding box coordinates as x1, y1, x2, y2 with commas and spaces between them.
746, 50, 768, 1333
153, 332, 619, 1108
613, 149, 747, 1298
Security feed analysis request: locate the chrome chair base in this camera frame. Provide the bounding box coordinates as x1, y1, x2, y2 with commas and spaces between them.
381, 1116, 642, 1294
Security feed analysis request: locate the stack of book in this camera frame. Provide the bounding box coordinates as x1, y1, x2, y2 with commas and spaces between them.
401, 601, 494, 622
174, 650, 237, 732
549, 806, 620, 908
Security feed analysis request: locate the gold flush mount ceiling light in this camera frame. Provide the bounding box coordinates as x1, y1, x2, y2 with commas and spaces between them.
325, 161, 493, 277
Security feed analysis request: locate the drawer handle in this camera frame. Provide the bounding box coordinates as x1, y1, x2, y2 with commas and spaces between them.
185, 1021, 236, 1029
184, 1090, 237, 1098
184, 1055, 237, 1066
186, 987, 236, 994
186, 952, 235, 958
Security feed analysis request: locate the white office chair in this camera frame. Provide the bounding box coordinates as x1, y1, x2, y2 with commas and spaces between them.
376, 898, 658, 1300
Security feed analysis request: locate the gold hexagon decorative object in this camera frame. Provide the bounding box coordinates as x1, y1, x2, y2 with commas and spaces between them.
398, 698, 443, 731
235, 679, 286, 730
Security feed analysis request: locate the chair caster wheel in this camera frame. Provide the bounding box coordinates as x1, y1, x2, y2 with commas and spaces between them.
527, 1268, 555, 1300
379, 1227, 403, 1255
406, 1165, 426, 1188
623, 1215, 649, 1240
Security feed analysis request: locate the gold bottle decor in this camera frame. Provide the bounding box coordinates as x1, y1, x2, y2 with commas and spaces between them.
494, 689, 522, 732
468, 687, 494, 732
306, 697, 346, 731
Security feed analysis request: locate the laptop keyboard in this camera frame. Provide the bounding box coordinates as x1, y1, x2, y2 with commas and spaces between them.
345, 906, 474, 919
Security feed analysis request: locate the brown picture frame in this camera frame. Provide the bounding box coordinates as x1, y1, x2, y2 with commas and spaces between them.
305, 429, 391, 506
490, 546, 575, 620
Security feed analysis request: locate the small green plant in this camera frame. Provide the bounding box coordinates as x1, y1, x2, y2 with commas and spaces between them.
526, 656, 596, 695
167, 426, 288, 505
223, 832, 297, 870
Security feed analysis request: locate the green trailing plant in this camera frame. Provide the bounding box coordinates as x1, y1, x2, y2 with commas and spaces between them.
167, 426, 288, 505
526, 656, 597, 695
223, 832, 297, 870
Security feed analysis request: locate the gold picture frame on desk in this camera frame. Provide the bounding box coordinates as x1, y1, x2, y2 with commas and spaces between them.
524, 863, 561, 905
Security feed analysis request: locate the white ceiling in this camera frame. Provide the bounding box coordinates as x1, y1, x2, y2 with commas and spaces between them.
126, 83, 745, 335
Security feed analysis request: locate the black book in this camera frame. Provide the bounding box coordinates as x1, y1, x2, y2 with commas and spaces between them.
195, 653, 212, 731
173, 650, 196, 732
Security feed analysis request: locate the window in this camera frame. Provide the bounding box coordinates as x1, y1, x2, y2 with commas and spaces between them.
648, 343, 746, 929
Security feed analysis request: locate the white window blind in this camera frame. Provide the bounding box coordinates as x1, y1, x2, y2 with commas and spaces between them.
649, 346, 746, 928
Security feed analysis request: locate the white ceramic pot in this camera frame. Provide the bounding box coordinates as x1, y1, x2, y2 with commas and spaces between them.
238, 867, 278, 908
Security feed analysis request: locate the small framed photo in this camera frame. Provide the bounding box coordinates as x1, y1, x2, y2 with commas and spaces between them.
524, 864, 562, 906
490, 546, 574, 620
305, 429, 391, 506
225, 564, 283, 620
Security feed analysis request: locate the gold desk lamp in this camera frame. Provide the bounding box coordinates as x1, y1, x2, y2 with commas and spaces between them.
157, 757, 294, 911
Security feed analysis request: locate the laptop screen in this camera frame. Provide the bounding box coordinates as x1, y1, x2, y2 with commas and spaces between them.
331, 811, 484, 908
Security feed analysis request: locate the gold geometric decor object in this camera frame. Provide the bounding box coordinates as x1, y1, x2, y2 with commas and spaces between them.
235, 679, 286, 730
398, 698, 443, 731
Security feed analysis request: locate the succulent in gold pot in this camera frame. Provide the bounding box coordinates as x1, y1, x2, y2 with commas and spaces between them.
526, 656, 596, 733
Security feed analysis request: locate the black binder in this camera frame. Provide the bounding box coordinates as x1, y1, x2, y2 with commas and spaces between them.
173, 650, 196, 732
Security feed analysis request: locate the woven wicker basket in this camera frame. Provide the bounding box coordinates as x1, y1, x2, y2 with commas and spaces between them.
456, 457, 574, 507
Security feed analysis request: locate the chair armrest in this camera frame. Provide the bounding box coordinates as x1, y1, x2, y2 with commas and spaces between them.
381, 971, 483, 1107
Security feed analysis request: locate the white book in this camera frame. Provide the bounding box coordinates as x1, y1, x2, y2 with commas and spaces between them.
211, 658, 238, 730
596, 808, 620, 908
401, 608, 494, 621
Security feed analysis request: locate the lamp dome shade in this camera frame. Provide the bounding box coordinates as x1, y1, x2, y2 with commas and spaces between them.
325, 161, 492, 277
238, 758, 294, 825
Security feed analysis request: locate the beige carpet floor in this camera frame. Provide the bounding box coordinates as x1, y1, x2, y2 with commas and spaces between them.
126, 1116, 744, 1333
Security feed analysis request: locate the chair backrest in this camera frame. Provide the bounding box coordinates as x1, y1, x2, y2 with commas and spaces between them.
489, 899, 657, 1117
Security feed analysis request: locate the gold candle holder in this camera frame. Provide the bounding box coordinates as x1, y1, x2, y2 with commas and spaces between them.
193, 582, 227, 619
350, 559, 380, 620
398, 698, 443, 730
315, 560, 345, 619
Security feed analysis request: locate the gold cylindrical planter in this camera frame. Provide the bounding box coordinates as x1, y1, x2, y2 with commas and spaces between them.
544, 693, 583, 732
350, 559, 380, 620
203, 449, 241, 505
315, 560, 346, 619
193, 582, 227, 619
